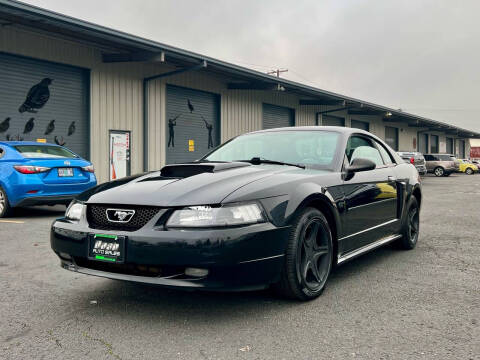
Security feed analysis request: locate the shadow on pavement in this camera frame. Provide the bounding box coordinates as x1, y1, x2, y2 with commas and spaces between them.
7, 205, 66, 219
64, 243, 402, 322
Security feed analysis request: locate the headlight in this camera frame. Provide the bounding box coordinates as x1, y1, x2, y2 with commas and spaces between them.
166, 203, 265, 228
65, 201, 85, 221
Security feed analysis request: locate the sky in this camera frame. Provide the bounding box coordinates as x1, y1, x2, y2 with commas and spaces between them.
24, 0, 480, 132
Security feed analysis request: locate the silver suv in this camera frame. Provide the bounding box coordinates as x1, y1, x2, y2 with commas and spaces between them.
397, 151, 427, 175
424, 154, 457, 176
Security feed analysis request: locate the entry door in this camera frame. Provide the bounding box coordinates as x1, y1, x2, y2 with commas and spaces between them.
341, 135, 398, 253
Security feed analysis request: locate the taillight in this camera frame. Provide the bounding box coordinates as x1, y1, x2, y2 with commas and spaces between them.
13, 165, 50, 174
82, 165, 95, 173
410, 157, 415, 165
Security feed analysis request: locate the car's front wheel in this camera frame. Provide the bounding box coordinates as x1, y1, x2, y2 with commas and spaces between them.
0, 187, 11, 218
434, 167, 445, 177
466, 168, 473, 175
273, 207, 333, 300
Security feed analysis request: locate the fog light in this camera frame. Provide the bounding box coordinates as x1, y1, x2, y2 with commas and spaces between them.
185, 267, 209, 277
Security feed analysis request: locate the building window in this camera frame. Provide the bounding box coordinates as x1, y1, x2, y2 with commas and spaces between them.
323, 115, 345, 127
385, 126, 399, 151
351, 119, 369, 132
446, 137, 453, 154
430, 135, 439, 153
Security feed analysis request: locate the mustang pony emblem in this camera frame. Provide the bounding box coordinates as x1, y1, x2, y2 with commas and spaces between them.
106, 209, 135, 223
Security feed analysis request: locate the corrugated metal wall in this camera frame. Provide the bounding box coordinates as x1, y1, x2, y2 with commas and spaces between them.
1, 25, 472, 183
90, 63, 145, 181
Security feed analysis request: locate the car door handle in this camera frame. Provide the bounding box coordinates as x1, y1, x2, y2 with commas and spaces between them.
387, 176, 395, 181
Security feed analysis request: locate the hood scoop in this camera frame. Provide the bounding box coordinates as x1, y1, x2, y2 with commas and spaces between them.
160, 162, 250, 178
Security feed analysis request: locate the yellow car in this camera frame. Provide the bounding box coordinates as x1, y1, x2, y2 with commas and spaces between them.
459, 159, 478, 175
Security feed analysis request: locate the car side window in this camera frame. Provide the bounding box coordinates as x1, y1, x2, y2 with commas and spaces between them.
375, 141, 394, 165
346, 136, 385, 167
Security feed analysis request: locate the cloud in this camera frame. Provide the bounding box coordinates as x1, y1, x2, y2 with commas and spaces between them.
23, 0, 480, 131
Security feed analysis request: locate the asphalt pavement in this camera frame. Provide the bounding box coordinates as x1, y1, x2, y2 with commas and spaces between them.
1, 173, 479, 359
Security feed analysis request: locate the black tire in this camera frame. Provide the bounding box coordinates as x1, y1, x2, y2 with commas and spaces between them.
397, 197, 420, 250
466, 168, 473, 175
434, 167, 444, 177
0, 187, 12, 218
273, 207, 333, 301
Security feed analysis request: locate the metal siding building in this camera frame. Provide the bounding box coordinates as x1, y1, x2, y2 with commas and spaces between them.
0, 0, 479, 183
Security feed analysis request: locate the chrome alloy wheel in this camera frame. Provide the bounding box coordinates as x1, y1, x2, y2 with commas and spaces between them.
0, 189, 5, 214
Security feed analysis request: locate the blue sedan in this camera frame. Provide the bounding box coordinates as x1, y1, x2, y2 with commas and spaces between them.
0, 141, 97, 217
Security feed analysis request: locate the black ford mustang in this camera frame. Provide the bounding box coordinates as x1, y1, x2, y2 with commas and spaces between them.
51, 127, 421, 300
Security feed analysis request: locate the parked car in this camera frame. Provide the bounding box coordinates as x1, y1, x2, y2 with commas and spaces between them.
472, 159, 480, 168
51, 126, 422, 301
449, 155, 461, 172
459, 159, 478, 175
397, 151, 427, 175
423, 154, 457, 176
0, 141, 97, 217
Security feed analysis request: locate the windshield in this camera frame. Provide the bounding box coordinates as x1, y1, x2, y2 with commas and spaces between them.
204, 130, 340, 168
14, 145, 78, 159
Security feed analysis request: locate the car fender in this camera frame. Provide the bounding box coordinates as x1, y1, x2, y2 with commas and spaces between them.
285, 182, 342, 236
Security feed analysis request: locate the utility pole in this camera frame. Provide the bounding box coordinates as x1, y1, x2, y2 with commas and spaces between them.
267, 69, 288, 77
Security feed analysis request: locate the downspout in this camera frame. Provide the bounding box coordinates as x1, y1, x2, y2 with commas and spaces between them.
142, 60, 207, 172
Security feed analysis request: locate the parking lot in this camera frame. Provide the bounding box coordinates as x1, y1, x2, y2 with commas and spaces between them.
1, 174, 479, 360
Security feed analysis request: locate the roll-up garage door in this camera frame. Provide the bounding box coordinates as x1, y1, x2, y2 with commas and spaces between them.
351, 119, 369, 131
262, 103, 294, 129
166, 85, 220, 164
0, 53, 89, 158
323, 115, 345, 127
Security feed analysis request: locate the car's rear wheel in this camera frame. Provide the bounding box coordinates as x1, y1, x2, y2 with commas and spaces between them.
397, 197, 420, 250
466, 168, 473, 175
434, 167, 444, 177
0, 187, 11, 218
273, 207, 333, 300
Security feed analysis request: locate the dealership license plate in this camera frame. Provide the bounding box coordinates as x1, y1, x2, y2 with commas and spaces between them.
88, 234, 125, 263
58, 167, 74, 177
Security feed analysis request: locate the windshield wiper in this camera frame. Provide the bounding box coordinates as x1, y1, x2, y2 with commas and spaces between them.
237, 157, 305, 169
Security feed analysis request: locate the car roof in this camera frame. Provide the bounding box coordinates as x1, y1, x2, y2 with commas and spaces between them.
249, 126, 363, 135
0, 141, 61, 147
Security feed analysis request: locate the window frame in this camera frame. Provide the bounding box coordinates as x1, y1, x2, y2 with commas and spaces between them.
345, 134, 389, 170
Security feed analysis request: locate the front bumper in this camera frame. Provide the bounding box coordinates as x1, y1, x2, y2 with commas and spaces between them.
51, 219, 290, 291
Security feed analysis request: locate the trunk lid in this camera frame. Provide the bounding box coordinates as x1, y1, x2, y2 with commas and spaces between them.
21, 158, 92, 184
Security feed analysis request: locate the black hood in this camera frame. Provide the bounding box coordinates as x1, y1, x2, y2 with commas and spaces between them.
80, 162, 303, 207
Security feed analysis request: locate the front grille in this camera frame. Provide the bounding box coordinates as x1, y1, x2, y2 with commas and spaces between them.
87, 204, 160, 231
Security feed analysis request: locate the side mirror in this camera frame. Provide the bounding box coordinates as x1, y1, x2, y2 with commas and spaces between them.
344, 158, 376, 180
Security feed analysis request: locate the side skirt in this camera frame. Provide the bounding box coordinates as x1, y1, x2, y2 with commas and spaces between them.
337, 234, 402, 265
